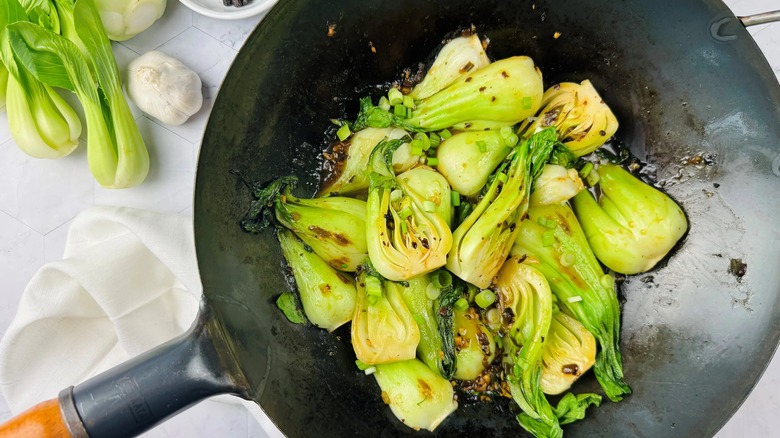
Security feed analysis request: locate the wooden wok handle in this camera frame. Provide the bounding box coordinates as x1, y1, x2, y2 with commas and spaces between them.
0, 398, 71, 438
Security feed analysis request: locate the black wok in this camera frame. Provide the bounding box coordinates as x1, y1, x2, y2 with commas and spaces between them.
1, 0, 778, 437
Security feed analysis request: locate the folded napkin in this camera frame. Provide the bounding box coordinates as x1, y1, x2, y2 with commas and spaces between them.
0, 206, 283, 437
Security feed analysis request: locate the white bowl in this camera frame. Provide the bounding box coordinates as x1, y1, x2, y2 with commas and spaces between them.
179, 0, 278, 20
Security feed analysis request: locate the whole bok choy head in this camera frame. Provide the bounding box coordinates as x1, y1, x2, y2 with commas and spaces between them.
446, 127, 556, 288
351, 264, 420, 365
372, 359, 458, 432
518, 80, 618, 157
277, 229, 356, 332
241, 176, 368, 272
0, 0, 81, 159
318, 127, 410, 197
366, 137, 453, 281
511, 203, 631, 402
408, 32, 490, 100
7, 0, 149, 188
354, 57, 543, 132
571, 164, 688, 275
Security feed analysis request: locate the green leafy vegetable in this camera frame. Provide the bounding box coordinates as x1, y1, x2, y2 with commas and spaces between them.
276, 291, 307, 325
435, 130, 512, 197
408, 32, 490, 100
446, 127, 556, 288
373, 359, 458, 432
452, 305, 496, 381
541, 310, 597, 395
511, 203, 631, 402
571, 164, 688, 274
553, 393, 601, 426
277, 229, 356, 332
529, 164, 585, 207
351, 264, 420, 364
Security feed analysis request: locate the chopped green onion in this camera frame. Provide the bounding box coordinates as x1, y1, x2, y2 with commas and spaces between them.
542, 230, 555, 247
366, 276, 382, 297
454, 297, 469, 310
537, 216, 557, 229
426, 157, 439, 166
426, 147, 437, 157
393, 104, 406, 117
426, 283, 441, 300
600, 274, 615, 289
336, 124, 351, 141
579, 162, 594, 178
439, 129, 452, 139
330, 118, 343, 126
341, 263, 348, 269
399, 207, 413, 219
390, 189, 403, 202
423, 201, 437, 212
364, 366, 377, 375
560, 252, 576, 267
500, 126, 514, 139
414, 132, 431, 150
403, 95, 415, 109
505, 133, 519, 147
429, 132, 441, 147
410, 143, 424, 156
475, 289, 496, 308
476, 140, 487, 152
486, 308, 501, 325
586, 169, 600, 186
451, 191, 461, 207
497, 172, 508, 183
400, 221, 408, 234
388, 88, 404, 105
378, 96, 391, 111
355, 359, 371, 370
432, 270, 452, 289
406, 106, 414, 118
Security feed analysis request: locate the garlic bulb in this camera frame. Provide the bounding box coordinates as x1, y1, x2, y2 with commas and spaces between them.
126, 51, 203, 126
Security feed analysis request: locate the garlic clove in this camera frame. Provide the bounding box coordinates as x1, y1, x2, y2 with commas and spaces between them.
126, 51, 203, 126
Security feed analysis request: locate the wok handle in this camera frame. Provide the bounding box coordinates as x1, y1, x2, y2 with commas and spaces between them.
0, 303, 249, 438
739, 10, 780, 27
0, 398, 71, 438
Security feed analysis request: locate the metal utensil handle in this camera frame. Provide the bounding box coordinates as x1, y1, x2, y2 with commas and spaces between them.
740, 10, 780, 27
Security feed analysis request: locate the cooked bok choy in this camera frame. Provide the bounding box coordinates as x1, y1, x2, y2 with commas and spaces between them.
366, 138, 453, 281
529, 164, 585, 207
408, 32, 490, 100
512, 203, 631, 402
571, 164, 688, 275
0, 0, 81, 158
541, 310, 597, 395
435, 130, 513, 197
319, 127, 409, 196
447, 127, 556, 288
277, 229, 356, 332
351, 265, 420, 364
452, 305, 496, 381
354, 57, 543, 132
373, 359, 458, 432
242, 176, 368, 272
519, 80, 618, 157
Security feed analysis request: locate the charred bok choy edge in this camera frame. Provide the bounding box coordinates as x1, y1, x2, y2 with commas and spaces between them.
366, 136, 453, 281
446, 127, 556, 288
511, 203, 631, 402
238, 175, 369, 272
353, 57, 543, 132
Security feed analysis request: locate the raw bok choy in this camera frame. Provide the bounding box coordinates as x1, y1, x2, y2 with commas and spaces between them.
6, 0, 149, 188
0, 0, 81, 159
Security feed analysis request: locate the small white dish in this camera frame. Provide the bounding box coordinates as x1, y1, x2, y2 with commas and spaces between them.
178, 0, 278, 20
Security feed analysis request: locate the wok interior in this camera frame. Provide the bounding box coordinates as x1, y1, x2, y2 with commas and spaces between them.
194, 0, 780, 436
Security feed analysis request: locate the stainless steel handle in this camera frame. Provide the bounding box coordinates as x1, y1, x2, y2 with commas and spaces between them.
739, 10, 780, 27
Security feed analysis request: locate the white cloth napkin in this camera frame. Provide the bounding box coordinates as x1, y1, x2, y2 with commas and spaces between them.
0, 206, 283, 437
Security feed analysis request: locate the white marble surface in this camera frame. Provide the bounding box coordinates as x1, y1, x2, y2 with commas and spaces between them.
0, 0, 778, 437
